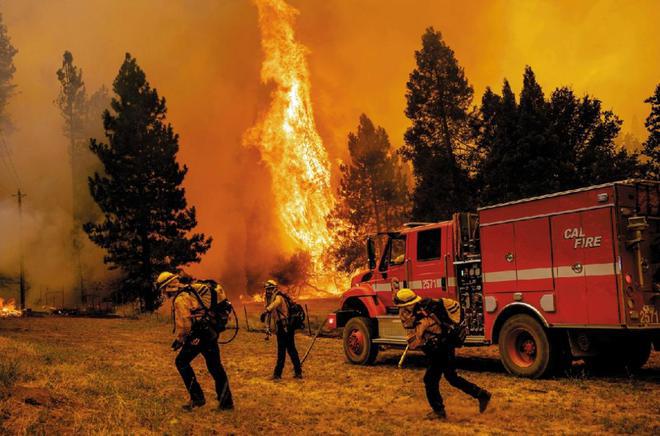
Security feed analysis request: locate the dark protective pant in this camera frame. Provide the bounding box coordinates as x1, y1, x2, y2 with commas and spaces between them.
423, 344, 482, 412
274, 322, 302, 377
175, 338, 233, 407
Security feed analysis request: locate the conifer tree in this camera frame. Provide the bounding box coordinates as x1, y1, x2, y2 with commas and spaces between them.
327, 114, 409, 273
0, 13, 16, 130
514, 67, 559, 197
56, 50, 88, 302
475, 67, 643, 206
642, 84, 660, 180
401, 27, 473, 221
84, 54, 211, 310
473, 81, 519, 203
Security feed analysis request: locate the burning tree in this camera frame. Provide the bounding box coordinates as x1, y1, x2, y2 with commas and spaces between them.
84, 53, 212, 311
247, 0, 334, 271
269, 251, 313, 297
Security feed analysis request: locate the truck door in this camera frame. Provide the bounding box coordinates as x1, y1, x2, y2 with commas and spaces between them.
551, 214, 588, 324
373, 235, 408, 307
411, 227, 449, 299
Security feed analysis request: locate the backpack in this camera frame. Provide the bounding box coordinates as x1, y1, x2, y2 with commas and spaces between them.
419, 298, 467, 348
437, 298, 468, 347
174, 280, 233, 340
280, 292, 306, 331
198, 280, 233, 334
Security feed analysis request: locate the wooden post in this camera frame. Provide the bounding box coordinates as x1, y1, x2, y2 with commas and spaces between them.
304, 304, 312, 336
243, 305, 251, 332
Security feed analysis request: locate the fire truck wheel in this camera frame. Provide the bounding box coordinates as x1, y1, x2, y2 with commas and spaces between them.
343, 317, 379, 365
499, 314, 552, 378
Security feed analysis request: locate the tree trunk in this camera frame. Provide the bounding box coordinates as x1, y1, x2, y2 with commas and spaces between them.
140, 226, 154, 312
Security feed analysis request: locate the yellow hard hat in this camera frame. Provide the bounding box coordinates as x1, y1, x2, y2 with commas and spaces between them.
394, 288, 421, 307
156, 272, 179, 291
264, 279, 278, 290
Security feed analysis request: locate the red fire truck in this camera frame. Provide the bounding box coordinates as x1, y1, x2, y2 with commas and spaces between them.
326, 179, 659, 378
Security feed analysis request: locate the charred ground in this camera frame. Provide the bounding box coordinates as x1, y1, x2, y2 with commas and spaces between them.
0, 315, 658, 435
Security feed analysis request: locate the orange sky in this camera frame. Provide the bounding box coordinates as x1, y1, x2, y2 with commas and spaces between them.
0, 0, 658, 296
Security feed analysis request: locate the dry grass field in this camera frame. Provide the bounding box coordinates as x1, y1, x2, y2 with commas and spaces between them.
0, 313, 658, 435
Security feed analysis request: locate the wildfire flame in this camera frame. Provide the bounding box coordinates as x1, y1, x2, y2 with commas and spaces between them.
248, 0, 334, 263
239, 293, 265, 303
0, 297, 22, 318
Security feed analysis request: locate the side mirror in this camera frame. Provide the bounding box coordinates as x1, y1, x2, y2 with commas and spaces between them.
366, 237, 376, 270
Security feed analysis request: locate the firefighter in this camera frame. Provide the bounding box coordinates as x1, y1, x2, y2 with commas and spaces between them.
394, 288, 491, 420
259, 279, 303, 380
155, 271, 234, 411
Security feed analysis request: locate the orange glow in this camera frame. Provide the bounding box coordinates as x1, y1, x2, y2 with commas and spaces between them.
0, 297, 21, 318
239, 293, 264, 303
0, 1, 658, 300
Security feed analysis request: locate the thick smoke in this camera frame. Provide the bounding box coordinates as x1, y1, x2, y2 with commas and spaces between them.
0, 0, 657, 303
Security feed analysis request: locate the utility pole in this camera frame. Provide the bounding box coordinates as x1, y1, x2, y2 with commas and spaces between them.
12, 189, 26, 311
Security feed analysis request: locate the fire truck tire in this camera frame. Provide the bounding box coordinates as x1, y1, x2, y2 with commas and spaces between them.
499, 314, 553, 378
343, 316, 379, 365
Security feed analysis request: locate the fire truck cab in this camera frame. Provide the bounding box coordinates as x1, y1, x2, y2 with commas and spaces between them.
327, 179, 659, 378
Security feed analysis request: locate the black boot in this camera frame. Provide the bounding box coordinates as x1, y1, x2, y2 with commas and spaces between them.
427, 409, 447, 420
182, 399, 206, 411
478, 390, 491, 413
217, 402, 234, 411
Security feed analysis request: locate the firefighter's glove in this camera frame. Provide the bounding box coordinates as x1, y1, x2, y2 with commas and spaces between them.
260, 312, 268, 323
171, 339, 183, 351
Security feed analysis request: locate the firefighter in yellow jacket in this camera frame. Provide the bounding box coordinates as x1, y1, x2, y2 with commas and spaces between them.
395, 288, 491, 420
260, 280, 302, 379
156, 272, 234, 411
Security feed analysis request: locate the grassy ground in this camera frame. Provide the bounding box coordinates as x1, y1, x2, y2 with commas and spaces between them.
0, 316, 658, 435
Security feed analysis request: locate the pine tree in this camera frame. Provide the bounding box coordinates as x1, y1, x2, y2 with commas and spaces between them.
56, 53, 110, 225
475, 67, 644, 206
0, 13, 16, 130
56, 52, 110, 304
327, 114, 409, 273
401, 27, 473, 221
80, 85, 110, 223
84, 53, 212, 311
474, 80, 520, 203
548, 87, 642, 185
642, 84, 660, 180
514, 66, 560, 197
56, 50, 88, 303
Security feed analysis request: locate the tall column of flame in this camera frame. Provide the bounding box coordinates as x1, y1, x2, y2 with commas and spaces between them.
247, 0, 334, 263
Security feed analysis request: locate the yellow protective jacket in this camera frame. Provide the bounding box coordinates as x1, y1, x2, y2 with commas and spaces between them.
173, 282, 227, 342
264, 292, 289, 332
